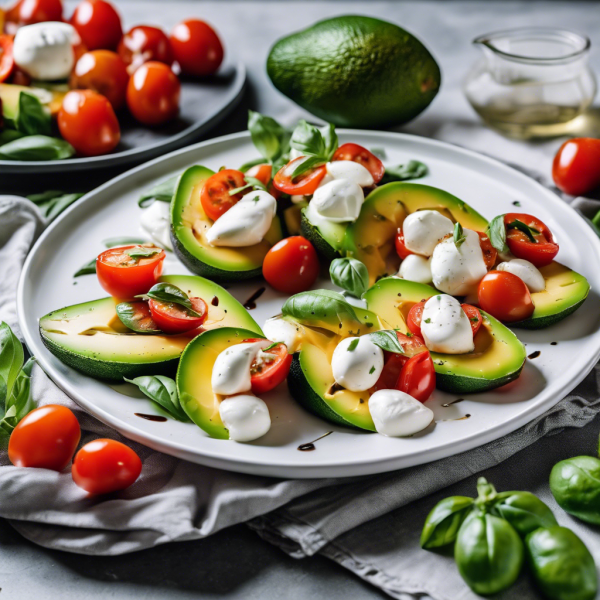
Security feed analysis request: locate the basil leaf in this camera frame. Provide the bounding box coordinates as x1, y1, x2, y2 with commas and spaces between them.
103, 236, 149, 248
321, 123, 338, 161
0, 322, 24, 413
0, 129, 25, 145
365, 330, 405, 354
248, 110, 290, 162
453, 222, 466, 249
370, 147, 387, 159
347, 339, 359, 351
124, 246, 162, 260
0, 357, 36, 439
507, 219, 540, 243
486, 214, 508, 253
138, 175, 179, 208
116, 302, 162, 333
0, 135, 75, 161
124, 375, 190, 422
228, 175, 268, 196
239, 157, 265, 173
421, 496, 475, 549
27, 191, 83, 221
330, 257, 369, 298
143, 283, 201, 318
73, 258, 97, 278
381, 160, 428, 184
290, 120, 326, 158
17, 92, 51, 136
291, 155, 325, 180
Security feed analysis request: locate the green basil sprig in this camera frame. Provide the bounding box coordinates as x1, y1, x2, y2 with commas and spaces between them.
0, 322, 24, 414
380, 160, 428, 184
286, 120, 339, 180
0, 135, 75, 161
138, 175, 179, 207
228, 175, 268, 196
116, 302, 162, 334
329, 257, 369, 299
248, 110, 291, 164
365, 330, 405, 354
453, 222, 466, 249
74, 258, 97, 278
124, 375, 190, 422
27, 191, 84, 221
16, 92, 51, 136
507, 219, 540, 243
486, 214, 508, 253
140, 283, 201, 317
124, 246, 162, 261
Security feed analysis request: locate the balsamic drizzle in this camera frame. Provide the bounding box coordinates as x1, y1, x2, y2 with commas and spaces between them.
243, 287, 266, 310
298, 431, 333, 452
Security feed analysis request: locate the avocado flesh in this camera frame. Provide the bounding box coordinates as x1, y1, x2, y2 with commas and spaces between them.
39, 275, 262, 381
267, 16, 441, 129
176, 327, 265, 439
170, 165, 284, 282
0, 83, 64, 124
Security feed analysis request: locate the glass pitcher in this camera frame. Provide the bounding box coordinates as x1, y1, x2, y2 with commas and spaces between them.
464, 28, 596, 139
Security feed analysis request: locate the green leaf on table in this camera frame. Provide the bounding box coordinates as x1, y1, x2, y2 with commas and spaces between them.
329, 257, 369, 299
140, 283, 201, 317
74, 258, 97, 278
0, 135, 75, 161
365, 330, 405, 354
248, 110, 290, 163
124, 375, 190, 422
0, 322, 25, 414
380, 160, 428, 184
0, 357, 36, 438
486, 214, 508, 253
138, 175, 179, 207
16, 92, 51, 136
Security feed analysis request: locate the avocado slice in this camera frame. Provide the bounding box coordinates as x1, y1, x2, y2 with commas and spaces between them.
363, 277, 526, 393
176, 327, 266, 439
0, 83, 65, 124
301, 205, 349, 263
39, 275, 262, 381
170, 165, 284, 282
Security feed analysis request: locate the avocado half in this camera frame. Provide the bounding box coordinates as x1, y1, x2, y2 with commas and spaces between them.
170, 165, 284, 282
39, 275, 262, 381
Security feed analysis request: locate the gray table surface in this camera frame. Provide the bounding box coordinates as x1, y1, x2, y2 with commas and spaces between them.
2, 1, 600, 598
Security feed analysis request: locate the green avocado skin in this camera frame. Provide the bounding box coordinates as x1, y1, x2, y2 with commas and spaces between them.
267, 16, 441, 128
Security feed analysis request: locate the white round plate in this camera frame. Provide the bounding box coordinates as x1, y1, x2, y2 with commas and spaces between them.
18, 130, 600, 478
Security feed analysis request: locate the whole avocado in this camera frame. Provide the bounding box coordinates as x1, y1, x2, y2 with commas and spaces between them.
266, 15, 441, 128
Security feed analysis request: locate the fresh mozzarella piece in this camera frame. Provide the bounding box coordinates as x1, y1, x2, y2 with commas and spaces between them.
206, 191, 277, 247
368, 389, 434, 437
421, 294, 474, 354
311, 179, 364, 223
263, 317, 300, 353
326, 161, 374, 187
13, 22, 75, 81
399, 254, 432, 284
342, 291, 368, 309
219, 394, 271, 442
430, 229, 488, 296
497, 259, 545, 293
402, 210, 454, 257
211, 340, 271, 395
140, 200, 173, 250
331, 336, 384, 392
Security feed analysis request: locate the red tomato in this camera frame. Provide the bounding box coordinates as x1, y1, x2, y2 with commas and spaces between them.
273, 157, 327, 195
148, 297, 207, 334
5, 0, 62, 26
118, 25, 173, 71
461, 303, 482, 336
243, 338, 293, 394
8, 405, 80, 471
72, 439, 141, 495
245, 163, 272, 186
477, 231, 497, 269
69, 0, 122, 51
395, 229, 413, 260
397, 351, 436, 402
407, 301, 482, 337
332, 143, 385, 184
96, 245, 165, 300
478, 271, 534, 323
552, 138, 600, 197
58, 90, 120, 156
126, 61, 180, 125
503, 213, 558, 267
169, 19, 223, 77
262, 236, 320, 294
373, 332, 427, 392
0, 35, 14, 83
70, 50, 129, 110
200, 169, 246, 222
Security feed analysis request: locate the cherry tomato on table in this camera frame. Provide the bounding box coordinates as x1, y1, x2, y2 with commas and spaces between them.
200, 169, 246, 221
118, 25, 173, 71
58, 90, 120, 156
148, 297, 208, 334
169, 19, 223, 77
407, 301, 482, 337
244, 338, 292, 395
0, 35, 14, 83
72, 439, 142, 495
9, 405, 80, 471
126, 61, 180, 125
273, 157, 327, 195
262, 236, 320, 294
70, 0, 122, 51
5, 0, 62, 26
478, 270, 534, 323
503, 213, 558, 267
552, 138, 600, 197
96, 245, 165, 300
332, 143, 385, 184
397, 351, 436, 402
70, 50, 129, 110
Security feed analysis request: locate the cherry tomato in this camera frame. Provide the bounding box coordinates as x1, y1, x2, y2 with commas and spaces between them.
243, 338, 293, 394
397, 351, 436, 402
461, 303, 482, 336
0, 35, 14, 83
478, 270, 534, 323
72, 439, 141, 495
407, 301, 482, 337
58, 90, 120, 156
373, 332, 426, 392
5, 0, 62, 26
169, 19, 223, 77
552, 138, 600, 197
148, 296, 207, 334
273, 157, 327, 195
395, 229, 413, 260
332, 143, 385, 184
200, 169, 246, 222
477, 231, 497, 269
69, 0, 122, 51
503, 213, 558, 267
9, 405, 80, 471
96, 245, 165, 300
118, 25, 173, 71
262, 236, 320, 294
126, 61, 180, 125
245, 163, 272, 186
70, 50, 129, 110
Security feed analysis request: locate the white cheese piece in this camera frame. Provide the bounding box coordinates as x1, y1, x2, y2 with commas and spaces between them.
140, 200, 173, 250
368, 389, 434, 437
399, 254, 432, 284
219, 394, 271, 442
326, 161, 374, 187
497, 259, 545, 293
331, 336, 384, 392
311, 179, 364, 223
263, 317, 300, 353
211, 340, 271, 395
402, 210, 454, 257
420, 294, 474, 354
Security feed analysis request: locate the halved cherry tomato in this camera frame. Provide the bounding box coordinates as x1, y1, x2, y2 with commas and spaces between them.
373, 332, 427, 392
96, 245, 165, 300
262, 236, 320, 294
0, 35, 14, 83
503, 213, 558, 267
72, 439, 142, 495
273, 157, 327, 195
118, 25, 173, 71
477, 231, 497, 269
552, 138, 600, 197
148, 297, 208, 334
70, 0, 122, 51
395, 229, 413, 260
169, 19, 223, 77
243, 338, 293, 394
407, 301, 482, 337
245, 163, 272, 186
5, 0, 62, 26
397, 351, 436, 402
478, 270, 534, 323
332, 143, 385, 184
9, 405, 80, 471
200, 169, 246, 222
461, 303, 482, 336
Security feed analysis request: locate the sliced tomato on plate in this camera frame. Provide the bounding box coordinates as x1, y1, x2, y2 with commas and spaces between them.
244, 338, 292, 395
332, 143, 385, 184
200, 169, 246, 221
373, 332, 427, 392
148, 297, 208, 334
397, 351, 436, 402
503, 213, 558, 267
273, 157, 327, 195
0, 35, 14, 83
477, 231, 497, 269
395, 229, 414, 260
